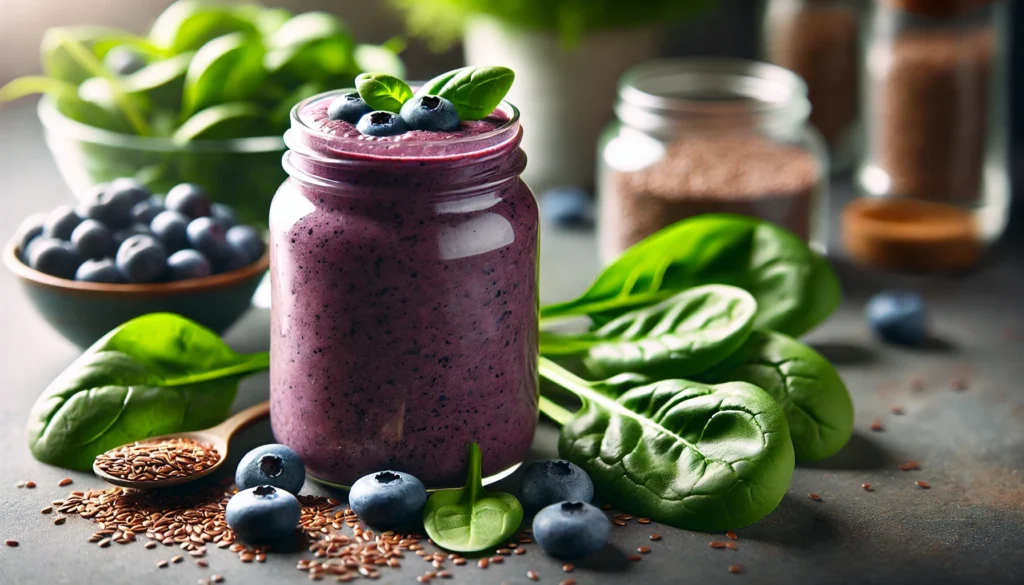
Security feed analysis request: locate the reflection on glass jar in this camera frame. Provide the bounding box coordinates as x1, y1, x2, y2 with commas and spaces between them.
763, 0, 861, 166
269, 91, 539, 489
598, 59, 829, 262
852, 0, 1010, 271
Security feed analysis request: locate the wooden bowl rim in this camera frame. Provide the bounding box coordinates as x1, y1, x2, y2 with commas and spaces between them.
4, 239, 269, 298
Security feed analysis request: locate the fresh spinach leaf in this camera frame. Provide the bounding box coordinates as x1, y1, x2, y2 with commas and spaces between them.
265, 12, 354, 82
423, 443, 524, 552
174, 102, 272, 142
27, 313, 269, 471
417, 65, 514, 120
123, 52, 192, 111
539, 358, 794, 532
355, 73, 413, 113
696, 331, 854, 462
41, 26, 137, 85
149, 0, 259, 54
541, 285, 757, 379
182, 32, 266, 116
541, 215, 841, 338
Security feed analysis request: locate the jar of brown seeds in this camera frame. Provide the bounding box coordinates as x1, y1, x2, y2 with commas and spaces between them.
853, 0, 1010, 267
597, 58, 828, 262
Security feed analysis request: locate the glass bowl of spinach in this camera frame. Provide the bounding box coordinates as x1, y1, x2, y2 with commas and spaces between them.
2, 1, 404, 226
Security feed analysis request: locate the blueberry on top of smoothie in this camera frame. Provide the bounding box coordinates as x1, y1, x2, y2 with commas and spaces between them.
328, 92, 373, 124
400, 95, 460, 132
356, 111, 409, 137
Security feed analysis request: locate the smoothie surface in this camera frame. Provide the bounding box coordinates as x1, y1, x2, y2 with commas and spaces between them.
300, 99, 508, 144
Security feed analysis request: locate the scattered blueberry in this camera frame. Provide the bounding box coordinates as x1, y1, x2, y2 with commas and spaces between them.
400, 95, 460, 132
532, 501, 610, 560
165, 183, 212, 219
42, 205, 84, 241
166, 249, 213, 281
540, 187, 594, 228
115, 235, 166, 283
519, 459, 594, 513
866, 291, 928, 346
76, 258, 122, 283
186, 217, 230, 265
327, 92, 374, 124
150, 210, 190, 253
14, 213, 46, 258
103, 46, 147, 76
114, 224, 154, 247
356, 111, 409, 137
235, 444, 305, 494
225, 485, 301, 544
70, 219, 117, 260
349, 471, 427, 530
26, 238, 80, 279
226, 225, 265, 264
130, 198, 164, 225
211, 203, 238, 229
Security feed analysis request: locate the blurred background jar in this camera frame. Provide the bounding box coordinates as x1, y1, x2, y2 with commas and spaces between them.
597, 59, 829, 262
762, 0, 862, 171
849, 0, 1010, 272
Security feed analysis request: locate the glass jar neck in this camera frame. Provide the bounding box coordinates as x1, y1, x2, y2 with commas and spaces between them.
615, 58, 812, 138
283, 91, 526, 200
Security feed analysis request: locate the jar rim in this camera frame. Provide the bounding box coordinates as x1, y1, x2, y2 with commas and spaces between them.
616, 58, 811, 132
288, 88, 522, 162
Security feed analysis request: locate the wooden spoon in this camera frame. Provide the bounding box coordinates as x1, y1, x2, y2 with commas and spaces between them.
93, 401, 270, 490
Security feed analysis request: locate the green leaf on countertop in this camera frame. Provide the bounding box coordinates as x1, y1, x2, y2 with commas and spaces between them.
27, 313, 269, 471
417, 66, 514, 120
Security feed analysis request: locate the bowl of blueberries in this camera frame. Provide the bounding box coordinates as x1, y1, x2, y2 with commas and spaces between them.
5, 178, 268, 348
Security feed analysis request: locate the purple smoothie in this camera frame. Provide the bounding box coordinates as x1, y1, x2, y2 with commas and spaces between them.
269, 92, 538, 487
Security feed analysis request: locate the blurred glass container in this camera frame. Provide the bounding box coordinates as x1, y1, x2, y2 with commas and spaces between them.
850, 0, 1010, 271
763, 0, 861, 170
38, 96, 286, 227
597, 59, 829, 262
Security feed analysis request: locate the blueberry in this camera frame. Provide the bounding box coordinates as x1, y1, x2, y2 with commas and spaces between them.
76, 258, 122, 283
103, 45, 146, 76
79, 180, 146, 229
115, 235, 166, 283
211, 203, 238, 229
235, 444, 305, 494
150, 210, 190, 253
327, 92, 374, 124
519, 459, 594, 513
532, 501, 610, 560
70, 219, 117, 260
14, 213, 46, 258
349, 471, 427, 530
130, 197, 164, 225
217, 245, 251, 274
356, 111, 409, 137
225, 485, 301, 544
25, 238, 80, 279
166, 249, 213, 281
165, 183, 212, 219
540, 187, 594, 228
866, 291, 928, 346
42, 205, 84, 241
186, 217, 230, 266
226, 225, 265, 264
400, 95, 460, 132
113, 224, 154, 247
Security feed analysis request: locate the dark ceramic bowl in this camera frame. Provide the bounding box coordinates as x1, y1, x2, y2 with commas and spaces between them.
5, 240, 269, 348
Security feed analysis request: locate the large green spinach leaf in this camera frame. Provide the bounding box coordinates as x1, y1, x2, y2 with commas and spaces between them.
696, 331, 853, 462
541, 215, 841, 337
539, 358, 794, 532
27, 313, 269, 470
541, 285, 757, 379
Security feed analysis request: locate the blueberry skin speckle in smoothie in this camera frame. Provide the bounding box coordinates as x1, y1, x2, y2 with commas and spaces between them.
269, 94, 538, 488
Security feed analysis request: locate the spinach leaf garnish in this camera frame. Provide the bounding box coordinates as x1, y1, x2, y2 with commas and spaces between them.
422, 443, 524, 552
27, 313, 269, 470
355, 72, 413, 113
418, 66, 515, 121
539, 358, 794, 532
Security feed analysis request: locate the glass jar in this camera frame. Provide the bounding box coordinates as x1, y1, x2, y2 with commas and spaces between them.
598, 59, 829, 262
762, 0, 861, 168
269, 91, 539, 489
852, 0, 1010, 270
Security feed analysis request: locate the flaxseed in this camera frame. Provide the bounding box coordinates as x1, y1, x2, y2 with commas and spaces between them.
94, 437, 220, 482
916, 480, 931, 489
527, 570, 540, 581
809, 493, 823, 502
58, 478, 74, 487
729, 564, 744, 574
650, 534, 662, 541
726, 531, 738, 540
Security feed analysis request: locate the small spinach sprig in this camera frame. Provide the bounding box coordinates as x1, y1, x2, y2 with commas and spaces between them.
27, 313, 269, 470
422, 443, 524, 552
354, 66, 514, 119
